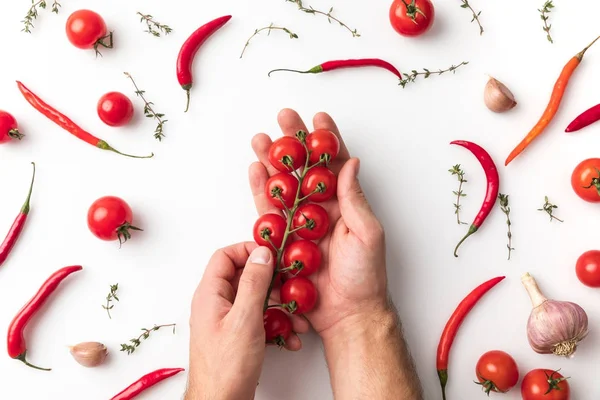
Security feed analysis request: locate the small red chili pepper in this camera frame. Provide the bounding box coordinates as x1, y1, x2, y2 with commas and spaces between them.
110, 368, 185, 400
177, 15, 232, 112
268, 58, 403, 81
565, 103, 600, 132
16, 81, 153, 159
0, 162, 35, 268
437, 276, 505, 400
7, 265, 83, 371
450, 140, 500, 257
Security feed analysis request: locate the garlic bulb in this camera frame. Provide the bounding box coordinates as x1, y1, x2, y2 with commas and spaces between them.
69, 342, 108, 367
521, 273, 589, 357
484, 77, 517, 113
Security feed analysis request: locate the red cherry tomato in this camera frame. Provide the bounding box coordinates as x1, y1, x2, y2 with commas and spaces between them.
253, 213, 287, 251
87, 196, 141, 245
0, 111, 23, 144
576, 250, 600, 287
306, 130, 340, 165
293, 204, 330, 240
475, 350, 519, 394
521, 369, 570, 400
301, 167, 337, 202
66, 10, 110, 50
389, 0, 435, 37
263, 308, 293, 346
97, 92, 134, 127
269, 136, 307, 172
571, 158, 600, 202
283, 240, 321, 277
280, 277, 318, 314
265, 173, 299, 210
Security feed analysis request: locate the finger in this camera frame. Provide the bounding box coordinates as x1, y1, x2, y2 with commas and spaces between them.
251, 133, 279, 177
290, 313, 310, 334
277, 108, 309, 137
249, 161, 280, 215
232, 247, 274, 318
312, 112, 350, 161
284, 334, 303, 351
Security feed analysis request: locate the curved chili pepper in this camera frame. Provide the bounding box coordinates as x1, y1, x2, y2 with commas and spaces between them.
268, 58, 402, 80
437, 276, 505, 400
110, 368, 185, 400
505, 35, 600, 165
177, 15, 232, 112
451, 140, 499, 257
7, 265, 82, 371
565, 103, 600, 132
16, 81, 153, 159
0, 163, 35, 268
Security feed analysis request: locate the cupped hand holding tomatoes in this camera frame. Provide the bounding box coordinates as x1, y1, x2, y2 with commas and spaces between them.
389, 0, 435, 37
576, 250, 600, 287
571, 158, 600, 202
521, 369, 570, 400
97, 92, 134, 127
475, 350, 519, 394
263, 308, 293, 346
66, 10, 113, 55
280, 277, 318, 314
87, 196, 142, 246
0, 111, 24, 144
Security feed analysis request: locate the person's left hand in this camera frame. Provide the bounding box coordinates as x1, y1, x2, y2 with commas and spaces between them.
185, 242, 309, 400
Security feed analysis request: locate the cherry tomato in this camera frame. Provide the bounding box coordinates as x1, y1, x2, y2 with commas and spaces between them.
0, 111, 23, 144
283, 240, 321, 277
306, 130, 340, 165
293, 204, 330, 240
301, 167, 337, 202
87, 196, 141, 245
97, 92, 134, 127
269, 136, 307, 172
280, 277, 318, 314
576, 250, 600, 287
521, 369, 570, 400
253, 213, 287, 251
571, 158, 600, 202
266, 173, 299, 210
263, 308, 293, 346
475, 350, 519, 394
66, 10, 110, 50
389, 0, 435, 37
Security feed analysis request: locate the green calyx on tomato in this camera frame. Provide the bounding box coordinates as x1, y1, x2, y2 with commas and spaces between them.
582, 167, 600, 196
543, 370, 569, 395
401, 0, 427, 21
116, 222, 143, 248
474, 378, 501, 395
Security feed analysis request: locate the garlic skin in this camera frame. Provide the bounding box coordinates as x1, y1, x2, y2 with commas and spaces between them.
522, 273, 589, 357
69, 342, 108, 367
484, 77, 517, 113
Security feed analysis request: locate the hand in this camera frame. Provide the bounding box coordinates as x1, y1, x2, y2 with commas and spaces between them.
186, 243, 309, 400
249, 109, 390, 338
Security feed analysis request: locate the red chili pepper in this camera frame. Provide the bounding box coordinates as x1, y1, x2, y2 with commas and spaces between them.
450, 140, 500, 257
177, 15, 232, 112
268, 58, 403, 80
16, 81, 153, 159
436, 276, 505, 400
565, 103, 600, 132
0, 162, 35, 268
110, 368, 185, 400
7, 265, 83, 371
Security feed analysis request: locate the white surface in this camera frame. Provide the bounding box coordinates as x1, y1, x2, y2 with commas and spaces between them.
1, 0, 600, 399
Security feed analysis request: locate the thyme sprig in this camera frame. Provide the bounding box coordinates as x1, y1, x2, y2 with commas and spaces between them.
400, 61, 468, 88
102, 283, 119, 319
539, 1, 554, 43
498, 194, 514, 260
285, 0, 359, 37
22, 0, 61, 33
124, 72, 167, 141
120, 324, 176, 355
137, 12, 172, 37
459, 0, 484, 35
538, 196, 563, 222
240, 24, 298, 59
449, 164, 467, 225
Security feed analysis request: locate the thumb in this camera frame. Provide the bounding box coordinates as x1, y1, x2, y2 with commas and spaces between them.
232, 246, 274, 317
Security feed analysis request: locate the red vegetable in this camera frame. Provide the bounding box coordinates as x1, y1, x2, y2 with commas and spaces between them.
268, 136, 307, 172
87, 196, 141, 246
110, 368, 185, 400
268, 59, 402, 81
7, 265, 83, 371
263, 308, 293, 346
301, 166, 337, 202
176, 15, 232, 112
65, 10, 113, 56
292, 203, 330, 240
437, 276, 505, 400
0, 163, 35, 268
282, 240, 322, 277
16, 81, 152, 159
521, 369, 570, 400
97, 92, 134, 127
280, 277, 318, 314
450, 140, 499, 257
566, 103, 600, 132
253, 213, 287, 251
389, 0, 435, 37
571, 158, 600, 202
266, 173, 299, 210
475, 350, 519, 394
576, 250, 600, 288
306, 130, 340, 165
0, 111, 24, 143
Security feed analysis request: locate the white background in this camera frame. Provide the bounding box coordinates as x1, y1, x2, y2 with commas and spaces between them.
1, 0, 600, 399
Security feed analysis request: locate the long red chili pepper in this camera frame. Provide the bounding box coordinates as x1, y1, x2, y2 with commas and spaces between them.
0, 162, 35, 268
7, 265, 83, 371
437, 276, 505, 400
177, 15, 232, 112
268, 58, 403, 80
565, 103, 600, 132
16, 81, 153, 159
110, 368, 185, 400
450, 140, 499, 257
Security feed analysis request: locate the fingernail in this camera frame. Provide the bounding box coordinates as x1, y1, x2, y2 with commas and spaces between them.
249, 246, 272, 265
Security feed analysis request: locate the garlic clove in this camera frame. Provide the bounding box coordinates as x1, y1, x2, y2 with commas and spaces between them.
69, 342, 108, 368
484, 77, 517, 113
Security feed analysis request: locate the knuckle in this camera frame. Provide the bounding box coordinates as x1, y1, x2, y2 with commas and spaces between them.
364, 221, 385, 247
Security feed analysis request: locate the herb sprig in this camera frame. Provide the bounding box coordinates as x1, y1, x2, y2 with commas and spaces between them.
449, 164, 467, 225
539, 1, 554, 43
459, 0, 483, 35
22, 0, 61, 33
400, 61, 468, 88
498, 194, 514, 260
137, 12, 172, 37
240, 24, 298, 59
124, 72, 167, 141
102, 283, 119, 319
538, 196, 563, 222
285, 0, 360, 37
120, 324, 176, 355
